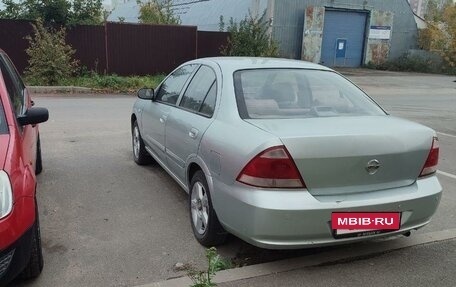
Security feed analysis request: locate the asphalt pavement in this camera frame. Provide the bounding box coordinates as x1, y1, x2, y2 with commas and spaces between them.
14, 70, 456, 287
219, 239, 456, 287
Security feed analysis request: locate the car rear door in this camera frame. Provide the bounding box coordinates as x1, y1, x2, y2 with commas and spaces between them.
165, 65, 218, 183
140, 64, 197, 163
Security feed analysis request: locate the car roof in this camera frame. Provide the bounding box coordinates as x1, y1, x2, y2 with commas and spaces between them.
194, 57, 333, 71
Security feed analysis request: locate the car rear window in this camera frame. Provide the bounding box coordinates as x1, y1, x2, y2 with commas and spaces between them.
233, 69, 386, 119
0, 101, 7, 134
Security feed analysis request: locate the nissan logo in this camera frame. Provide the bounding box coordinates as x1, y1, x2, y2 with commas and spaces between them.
366, 159, 381, 175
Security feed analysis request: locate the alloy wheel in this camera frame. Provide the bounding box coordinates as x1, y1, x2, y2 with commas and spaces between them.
190, 181, 209, 235
133, 126, 140, 159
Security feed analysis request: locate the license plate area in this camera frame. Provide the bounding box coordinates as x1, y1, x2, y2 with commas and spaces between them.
331, 212, 401, 239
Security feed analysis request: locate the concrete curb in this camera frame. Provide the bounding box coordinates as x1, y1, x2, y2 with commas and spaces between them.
27, 86, 92, 94
138, 229, 456, 287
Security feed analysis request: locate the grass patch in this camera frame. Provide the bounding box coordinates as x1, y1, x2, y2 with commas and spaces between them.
25, 73, 166, 93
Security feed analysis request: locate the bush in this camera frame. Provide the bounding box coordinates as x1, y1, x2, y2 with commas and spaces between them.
366, 54, 433, 73
220, 11, 279, 57
365, 53, 456, 75
373, 54, 434, 73
25, 19, 79, 85
53, 73, 166, 93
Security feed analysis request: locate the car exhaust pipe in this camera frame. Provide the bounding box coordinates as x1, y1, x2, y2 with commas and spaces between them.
403, 231, 411, 237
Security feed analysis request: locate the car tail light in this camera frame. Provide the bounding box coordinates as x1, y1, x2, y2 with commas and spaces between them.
237, 146, 306, 188
419, 137, 439, 177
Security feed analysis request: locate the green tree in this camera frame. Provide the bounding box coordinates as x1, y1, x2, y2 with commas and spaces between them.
69, 0, 103, 25
138, 0, 180, 25
0, 0, 103, 25
442, 3, 456, 68
425, 0, 453, 22
426, 0, 441, 22
221, 11, 278, 57
0, 0, 32, 19
420, 3, 456, 73
25, 18, 79, 85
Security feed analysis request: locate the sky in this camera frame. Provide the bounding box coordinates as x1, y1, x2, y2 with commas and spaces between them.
103, 0, 112, 8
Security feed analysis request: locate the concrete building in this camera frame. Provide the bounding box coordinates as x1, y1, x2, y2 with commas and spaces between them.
109, 0, 420, 68
409, 0, 427, 17
413, 13, 428, 29
108, 0, 264, 27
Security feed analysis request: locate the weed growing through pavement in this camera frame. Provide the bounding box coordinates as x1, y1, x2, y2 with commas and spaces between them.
186, 247, 232, 287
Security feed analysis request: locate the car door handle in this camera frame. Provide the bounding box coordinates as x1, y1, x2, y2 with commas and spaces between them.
159, 116, 167, 124
189, 128, 199, 139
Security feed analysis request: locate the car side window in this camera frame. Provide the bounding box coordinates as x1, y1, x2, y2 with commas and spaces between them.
0, 56, 24, 117
156, 64, 197, 105
1, 54, 25, 91
0, 100, 7, 134
179, 65, 216, 116
199, 82, 217, 117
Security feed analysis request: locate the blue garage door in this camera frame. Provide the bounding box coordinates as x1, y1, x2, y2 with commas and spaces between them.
320, 10, 367, 68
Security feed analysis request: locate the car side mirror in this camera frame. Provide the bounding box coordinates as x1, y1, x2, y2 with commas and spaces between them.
17, 107, 49, 126
137, 88, 155, 100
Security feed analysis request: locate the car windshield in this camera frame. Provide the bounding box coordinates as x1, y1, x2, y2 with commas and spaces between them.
233, 69, 386, 119
0, 100, 7, 134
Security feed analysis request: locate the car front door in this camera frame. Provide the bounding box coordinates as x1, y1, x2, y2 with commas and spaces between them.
140, 64, 197, 163
0, 53, 36, 171
165, 65, 218, 183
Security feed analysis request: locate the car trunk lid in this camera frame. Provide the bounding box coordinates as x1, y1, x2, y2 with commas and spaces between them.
246, 116, 434, 196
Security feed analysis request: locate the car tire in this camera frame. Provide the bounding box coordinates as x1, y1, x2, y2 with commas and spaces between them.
35, 136, 43, 175
189, 170, 227, 247
132, 120, 153, 165
21, 203, 44, 279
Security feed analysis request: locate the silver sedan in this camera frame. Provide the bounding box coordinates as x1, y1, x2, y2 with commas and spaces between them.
131, 57, 442, 249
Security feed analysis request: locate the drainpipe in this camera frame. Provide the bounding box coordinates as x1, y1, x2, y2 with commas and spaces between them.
251, 0, 260, 17
267, 0, 275, 41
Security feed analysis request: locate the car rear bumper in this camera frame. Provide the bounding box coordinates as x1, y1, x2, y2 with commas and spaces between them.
212, 175, 442, 249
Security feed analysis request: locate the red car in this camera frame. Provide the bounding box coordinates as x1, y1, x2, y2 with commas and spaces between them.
0, 51, 48, 286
